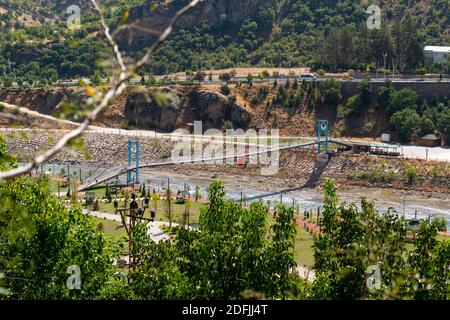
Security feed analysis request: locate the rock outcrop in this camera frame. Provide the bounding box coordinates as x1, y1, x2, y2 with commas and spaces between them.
0, 85, 251, 132
124, 86, 251, 132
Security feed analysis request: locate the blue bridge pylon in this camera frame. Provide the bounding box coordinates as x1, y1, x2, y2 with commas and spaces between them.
317, 119, 329, 155
127, 140, 140, 185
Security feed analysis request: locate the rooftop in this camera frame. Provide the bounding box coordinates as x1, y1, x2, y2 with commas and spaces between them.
420, 134, 441, 140
424, 46, 450, 53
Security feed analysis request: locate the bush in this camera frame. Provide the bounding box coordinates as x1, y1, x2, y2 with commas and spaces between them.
220, 84, 230, 96
317, 69, 325, 77
336, 104, 351, 121
320, 79, 342, 105
390, 108, 421, 142
432, 217, 447, 232
404, 163, 417, 185
362, 122, 374, 134
260, 70, 270, 79
350, 168, 396, 183
386, 88, 418, 116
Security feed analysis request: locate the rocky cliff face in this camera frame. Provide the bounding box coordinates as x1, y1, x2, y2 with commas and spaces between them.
124, 86, 251, 132
0, 85, 251, 132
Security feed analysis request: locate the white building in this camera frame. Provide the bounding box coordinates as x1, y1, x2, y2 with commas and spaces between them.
424, 46, 450, 68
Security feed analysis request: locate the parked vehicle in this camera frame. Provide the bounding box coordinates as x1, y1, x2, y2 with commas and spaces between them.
299, 73, 317, 80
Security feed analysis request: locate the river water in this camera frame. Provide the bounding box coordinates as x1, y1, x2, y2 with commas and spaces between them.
38, 163, 450, 228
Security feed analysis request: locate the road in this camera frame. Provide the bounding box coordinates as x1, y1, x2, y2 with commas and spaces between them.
123, 75, 450, 85
401, 145, 450, 162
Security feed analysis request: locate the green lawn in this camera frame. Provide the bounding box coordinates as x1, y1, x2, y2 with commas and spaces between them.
91, 216, 127, 241
45, 178, 69, 194
294, 226, 315, 269
87, 199, 207, 224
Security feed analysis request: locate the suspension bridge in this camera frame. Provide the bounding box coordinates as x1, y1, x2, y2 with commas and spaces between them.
77, 120, 356, 191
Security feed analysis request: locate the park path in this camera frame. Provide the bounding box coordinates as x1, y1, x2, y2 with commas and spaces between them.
81, 209, 178, 242
82, 209, 318, 281
295, 266, 316, 282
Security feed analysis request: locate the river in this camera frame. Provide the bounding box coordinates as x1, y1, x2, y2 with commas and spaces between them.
38, 163, 450, 228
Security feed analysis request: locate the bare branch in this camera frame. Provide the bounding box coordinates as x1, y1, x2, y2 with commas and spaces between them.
111, 22, 162, 39
90, 0, 126, 73
0, 0, 203, 180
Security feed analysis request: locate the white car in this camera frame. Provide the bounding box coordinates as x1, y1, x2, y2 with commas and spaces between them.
300, 73, 317, 80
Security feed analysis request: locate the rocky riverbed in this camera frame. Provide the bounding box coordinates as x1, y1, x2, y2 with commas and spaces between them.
3, 131, 174, 165
3, 130, 450, 196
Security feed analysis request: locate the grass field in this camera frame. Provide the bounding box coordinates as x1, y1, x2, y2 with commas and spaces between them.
89, 203, 316, 269
91, 216, 127, 241
294, 226, 315, 268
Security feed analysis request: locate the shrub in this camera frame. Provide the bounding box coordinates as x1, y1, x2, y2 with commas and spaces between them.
362, 122, 374, 134
404, 163, 417, 185
220, 84, 230, 96
320, 79, 342, 105
431, 217, 447, 232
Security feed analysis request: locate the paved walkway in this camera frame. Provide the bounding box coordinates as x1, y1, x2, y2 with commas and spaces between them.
295, 266, 316, 282
82, 209, 178, 242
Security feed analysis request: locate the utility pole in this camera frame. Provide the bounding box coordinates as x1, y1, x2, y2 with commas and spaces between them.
167, 178, 172, 228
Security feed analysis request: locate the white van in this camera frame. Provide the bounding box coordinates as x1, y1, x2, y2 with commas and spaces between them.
300, 73, 317, 80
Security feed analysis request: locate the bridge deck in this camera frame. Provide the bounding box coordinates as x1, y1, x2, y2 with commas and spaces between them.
77, 138, 356, 191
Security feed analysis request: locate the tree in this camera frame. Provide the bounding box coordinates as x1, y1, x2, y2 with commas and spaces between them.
418, 116, 435, 137
320, 79, 342, 105
105, 185, 112, 202
386, 88, 418, 116
92, 198, 100, 211
220, 84, 230, 96
361, 77, 373, 98
183, 198, 191, 227
260, 70, 270, 79
219, 72, 231, 83
378, 80, 396, 109
390, 108, 421, 142
129, 181, 301, 299
163, 187, 173, 228
312, 178, 450, 300
90, 70, 102, 86
0, 177, 115, 299
151, 192, 160, 213
194, 186, 201, 202
437, 109, 450, 142
0, 136, 17, 171
246, 73, 253, 85
140, 183, 147, 198
194, 71, 206, 83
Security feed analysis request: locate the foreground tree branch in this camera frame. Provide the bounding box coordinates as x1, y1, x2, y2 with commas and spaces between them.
0, 0, 203, 180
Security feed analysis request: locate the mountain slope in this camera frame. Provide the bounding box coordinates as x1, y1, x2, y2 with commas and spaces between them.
0, 0, 448, 81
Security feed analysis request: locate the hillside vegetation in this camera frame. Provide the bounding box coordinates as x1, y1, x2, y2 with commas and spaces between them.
0, 0, 449, 82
